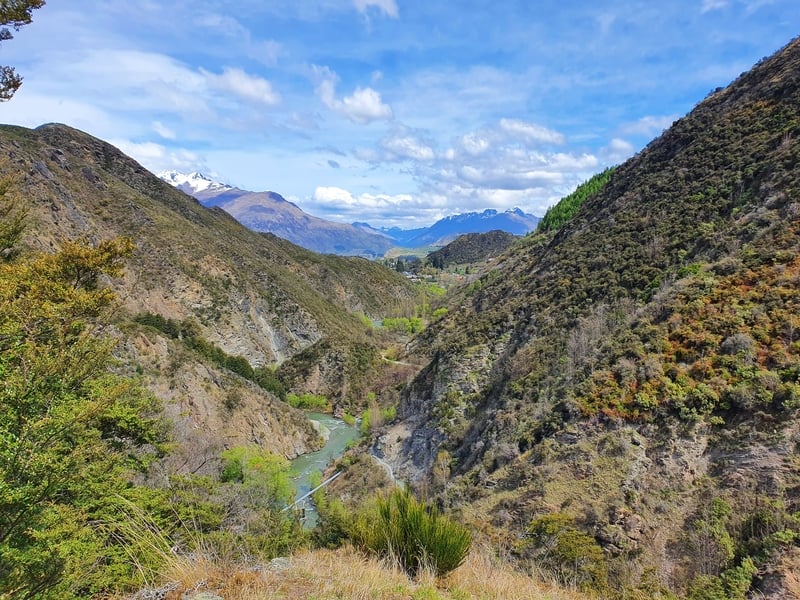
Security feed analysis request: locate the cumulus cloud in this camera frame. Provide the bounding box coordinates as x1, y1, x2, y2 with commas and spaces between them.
619, 114, 677, 137
380, 129, 436, 161
314, 66, 393, 124
458, 133, 492, 156
499, 118, 566, 145
307, 185, 447, 228
109, 138, 206, 173
202, 67, 281, 106
340, 87, 393, 123
600, 138, 635, 162
353, 0, 399, 18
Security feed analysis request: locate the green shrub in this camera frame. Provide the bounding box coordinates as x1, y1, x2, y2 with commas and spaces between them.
357, 488, 472, 577
521, 513, 608, 591
286, 392, 329, 410
253, 366, 287, 401
687, 558, 757, 600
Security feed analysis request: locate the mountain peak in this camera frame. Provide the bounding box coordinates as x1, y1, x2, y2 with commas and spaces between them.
158, 170, 234, 194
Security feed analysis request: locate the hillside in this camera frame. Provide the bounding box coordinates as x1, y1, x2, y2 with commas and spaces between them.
427, 230, 517, 269
0, 122, 419, 466
381, 37, 800, 598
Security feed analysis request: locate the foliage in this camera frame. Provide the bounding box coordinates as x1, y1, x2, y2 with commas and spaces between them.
427, 231, 516, 269
0, 0, 45, 101
383, 316, 424, 334
286, 392, 330, 410
0, 178, 26, 256
0, 201, 168, 597
521, 513, 608, 591
355, 488, 472, 578
219, 446, 294, 507
687, 558, 757, 600
538, 167, 615, 233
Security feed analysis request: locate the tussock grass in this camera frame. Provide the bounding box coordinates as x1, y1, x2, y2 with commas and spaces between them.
137, 545, 592, 600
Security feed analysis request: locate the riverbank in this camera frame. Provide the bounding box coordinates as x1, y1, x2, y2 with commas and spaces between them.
289, 413, 360, 525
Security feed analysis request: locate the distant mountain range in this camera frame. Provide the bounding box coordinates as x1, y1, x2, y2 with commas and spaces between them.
158, 171, 540, 256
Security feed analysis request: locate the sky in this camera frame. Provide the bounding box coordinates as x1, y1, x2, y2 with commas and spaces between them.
2, 1, 798, 228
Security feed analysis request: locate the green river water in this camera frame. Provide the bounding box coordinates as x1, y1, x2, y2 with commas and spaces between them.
289, 413, 360, 525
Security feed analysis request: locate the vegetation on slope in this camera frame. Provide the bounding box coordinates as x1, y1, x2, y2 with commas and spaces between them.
394, 37, 800, 598
0, 189, 165, 597
427, 230, 516, 269
537, 167, 616, 233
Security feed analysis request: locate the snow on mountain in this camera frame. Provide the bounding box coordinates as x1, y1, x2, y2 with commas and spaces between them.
158, 170, 234, 195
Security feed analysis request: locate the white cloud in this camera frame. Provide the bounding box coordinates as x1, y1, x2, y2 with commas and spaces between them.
314, 66, 393, 124
340, 87, 393, 123
381, 131, 435, 161
600, 138, 635, 162
152, 121, 176, 140
305, 184, 450, 228
202, 67, 281, 106
353, 0, 399, 18
499, 118, 566, 145
458, 133, 492, 156
109, 138, 206, 173
619, 114, 677, 137
701, 0, 728, 12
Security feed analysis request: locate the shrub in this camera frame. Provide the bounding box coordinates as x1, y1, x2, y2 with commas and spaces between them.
286, 392, 329, 410
521, 513, 608, 591
687, 557, 757, 600
357, 488, 472, 577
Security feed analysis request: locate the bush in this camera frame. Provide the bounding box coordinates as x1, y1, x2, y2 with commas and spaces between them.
286, 392, 329, 410
357, 488, 472, 577
521, 513, 608, 591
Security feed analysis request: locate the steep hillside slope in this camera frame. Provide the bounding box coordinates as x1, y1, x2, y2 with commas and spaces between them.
0, 123, 418, 464
385, 38, 800, 597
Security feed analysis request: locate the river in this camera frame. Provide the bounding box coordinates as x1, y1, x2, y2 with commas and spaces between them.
289, 412, 360, 526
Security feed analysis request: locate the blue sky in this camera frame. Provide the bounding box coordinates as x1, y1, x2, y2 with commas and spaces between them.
2, 1, 798, 227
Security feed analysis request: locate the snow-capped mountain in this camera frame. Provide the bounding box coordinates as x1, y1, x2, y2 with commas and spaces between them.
158, 170, 234, 195
158, 171, 395, 256
159, 171, 540, 255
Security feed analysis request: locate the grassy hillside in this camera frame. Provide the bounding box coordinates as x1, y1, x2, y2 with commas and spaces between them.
386, 37, 800, 598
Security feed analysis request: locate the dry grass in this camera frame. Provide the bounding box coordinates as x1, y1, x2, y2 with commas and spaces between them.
134, 544, 592, 600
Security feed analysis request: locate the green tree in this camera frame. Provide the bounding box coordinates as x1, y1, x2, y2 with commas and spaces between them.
1, 0, 46, 101
0, 185, 166, 597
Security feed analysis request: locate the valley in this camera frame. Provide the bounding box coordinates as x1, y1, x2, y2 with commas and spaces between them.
1, 11, 800, 600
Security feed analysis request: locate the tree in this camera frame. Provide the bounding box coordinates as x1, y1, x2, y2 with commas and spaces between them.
0, 183, 168, 598
1, 0, 46, 101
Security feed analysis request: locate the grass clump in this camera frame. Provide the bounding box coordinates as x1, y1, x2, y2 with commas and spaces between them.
358, 488, 472, 578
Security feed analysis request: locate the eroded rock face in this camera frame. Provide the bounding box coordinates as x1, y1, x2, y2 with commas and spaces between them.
115, 329, 323, 476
